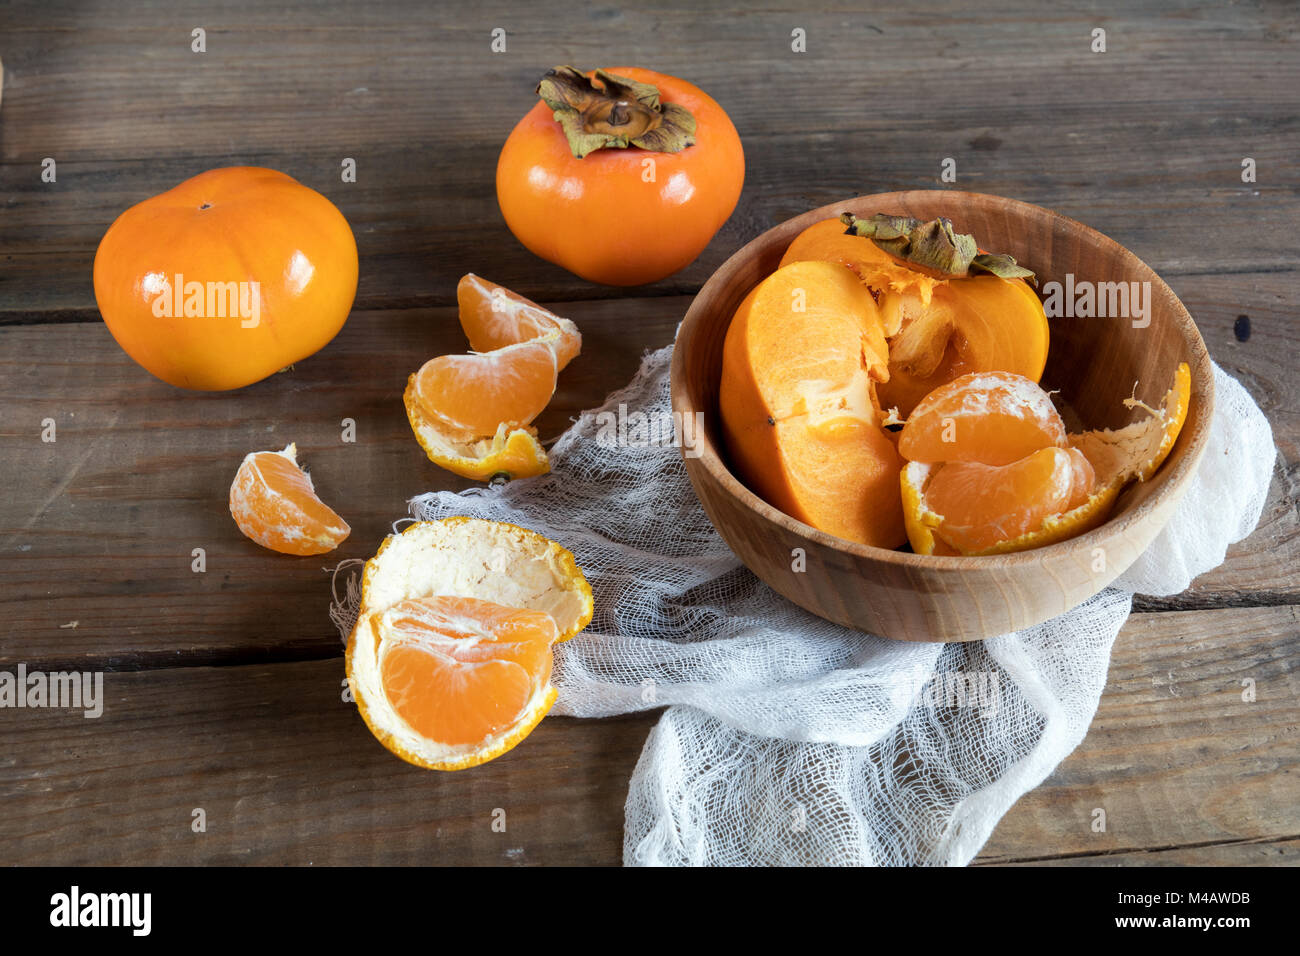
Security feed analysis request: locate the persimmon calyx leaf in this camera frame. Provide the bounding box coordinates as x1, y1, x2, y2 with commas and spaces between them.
839, 213, 1036, 282
537, 66, 697, 158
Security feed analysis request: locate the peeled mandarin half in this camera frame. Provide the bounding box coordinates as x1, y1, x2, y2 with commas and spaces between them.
899, 371, 1068, 465
719, 259, 905, 548
404, 276, 582, 482
403, 340, 557, 482
900, 363, 1192, 556
917, 447, 1096, 554
411, 340, 558, 439
457, 273, 582, 371
345, 518, 594, 771
229, 443, 350, 555
378, 596, 558, 748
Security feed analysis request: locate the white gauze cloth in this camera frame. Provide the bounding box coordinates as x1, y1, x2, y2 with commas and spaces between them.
338, 345, 1275, 866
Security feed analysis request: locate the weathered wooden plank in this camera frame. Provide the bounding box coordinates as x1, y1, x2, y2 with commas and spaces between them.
1, 606, 1293, 865
977, 606, 1300, 865
978, 837, 1300, 866
0, 655, 655, 865
2, 1, 1296, 314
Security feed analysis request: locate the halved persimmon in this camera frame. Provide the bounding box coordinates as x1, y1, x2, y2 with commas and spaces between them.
781, 215, 1049, 417
719, 259, 904, 548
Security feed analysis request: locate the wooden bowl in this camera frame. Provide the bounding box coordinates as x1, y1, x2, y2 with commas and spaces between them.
670, 191, 1214, 641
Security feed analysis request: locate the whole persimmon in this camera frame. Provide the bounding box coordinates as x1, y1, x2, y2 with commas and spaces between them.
496, 66, 744, 286
93, 167, 358, 390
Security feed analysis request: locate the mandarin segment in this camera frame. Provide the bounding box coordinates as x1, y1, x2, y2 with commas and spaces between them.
378, 596, 558, 748
229, 443, 350, 555
457, 273, 582, 370
922, 447, 1095, 554
900, 371, 1068, 465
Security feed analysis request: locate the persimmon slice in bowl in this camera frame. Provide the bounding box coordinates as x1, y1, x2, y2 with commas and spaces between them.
718, 259, 903, 548
781, 215, 1049, 417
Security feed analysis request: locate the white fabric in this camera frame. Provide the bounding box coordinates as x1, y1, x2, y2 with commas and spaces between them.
337, 346, 1274, 866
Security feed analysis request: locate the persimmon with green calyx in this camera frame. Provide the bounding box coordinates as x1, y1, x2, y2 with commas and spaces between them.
782, 213, 1049, 418
496, 66, 745, 287
93, 167, 358, 390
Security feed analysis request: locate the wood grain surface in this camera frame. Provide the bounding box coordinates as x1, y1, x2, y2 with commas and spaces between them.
0, 0, 1296, 865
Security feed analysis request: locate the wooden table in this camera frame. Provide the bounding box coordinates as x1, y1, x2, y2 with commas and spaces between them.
1, 0, 1296, 866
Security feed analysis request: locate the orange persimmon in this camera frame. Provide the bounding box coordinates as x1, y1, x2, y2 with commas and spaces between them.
496, 66, 744, 286
93, 167, 358, 390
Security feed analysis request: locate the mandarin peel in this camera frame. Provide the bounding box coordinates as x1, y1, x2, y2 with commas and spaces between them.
345, 518, 593, 771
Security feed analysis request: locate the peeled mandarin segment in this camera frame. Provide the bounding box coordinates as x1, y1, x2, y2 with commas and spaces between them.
228, 444, 350, 556
457, 273, 582, 371
378, 596, 557, 747
923, 446, 1095, 554
899, 370, 1068, 465
720, 259, 904, 548
412, 339, 558, 440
